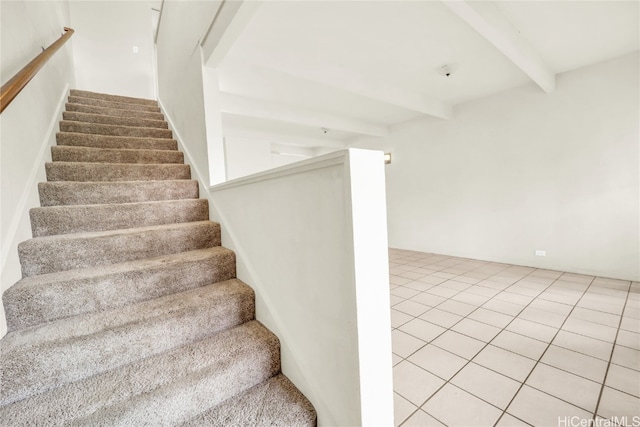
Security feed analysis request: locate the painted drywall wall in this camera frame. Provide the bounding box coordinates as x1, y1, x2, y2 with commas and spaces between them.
0, 0, 76, 337
352, 52, 639, 281
209, 149, 393, 426
68, 1, 155, 99
155, 0, 222, 187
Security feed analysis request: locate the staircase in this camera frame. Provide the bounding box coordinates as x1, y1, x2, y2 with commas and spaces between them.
0, 89, 317, 425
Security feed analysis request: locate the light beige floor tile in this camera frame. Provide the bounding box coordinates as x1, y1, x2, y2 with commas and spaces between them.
417, 275, 447, 285
403, 410, 445, 426
577, 298, 624, 316
451, 292, 490, 307
496, 291, 535, 306
605, 364, 640, 397
426, 285, 460, 299
541, 345, 608, 383
539, 290, 582, 306
507, 285, 542, 297
482, 299, 525, 317
432, 330, 485, 360
473, 344, 536, 382
617, 330, 640, 350
394, 392, 417, 427
419, 308, 463, 328
421, 384, 502, 427
393, 361, 445, 406
507, 385, 590, 427
399, 270, 428, 280
436, 300, 477, 317
452, 318, 501, 342
394, 299, 431, 317
611, 344, 640, 371
392, 353, 403, 366
477, 279, 512, 291
408, 344, 468, 381
528, 298, 573, 316
390, 309, 414, 329
491, 330, 548, 360
468, 307, 515, 328
404, 281, 435, 292
496, 413, 532, 426
552, 330, 613, 361
398, 318, 446, 343
466, 285, 501, 298
597, 386, 640, 421
621, 316, 640, 333
507, 318, 558, 343
411, 292, 447, 308
562, 317, 618, 343
451, 362, 520, 409
518, 306, 567, 328
390, 295, 405, 306
571, 307, 620, 328
391, 287, 421, 299
441, 280, 473, 291
526, 363, 600, 412
392, 329, 425, 358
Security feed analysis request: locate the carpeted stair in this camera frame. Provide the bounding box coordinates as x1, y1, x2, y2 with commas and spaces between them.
0, 89, 316, 425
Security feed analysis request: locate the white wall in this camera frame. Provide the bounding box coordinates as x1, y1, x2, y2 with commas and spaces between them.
155, 0, 222, 186
209, 149, 393, 426
0, 0, 76, 337
352, 52, 639, 281
69, 1, 155, 99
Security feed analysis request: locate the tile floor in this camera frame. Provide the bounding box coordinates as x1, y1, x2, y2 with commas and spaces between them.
389, 249, 640, 427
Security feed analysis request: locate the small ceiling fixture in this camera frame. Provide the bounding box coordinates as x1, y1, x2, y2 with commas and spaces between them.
321, 127, 329, 134
437, 64, 458, 77
384, 153, 392, 165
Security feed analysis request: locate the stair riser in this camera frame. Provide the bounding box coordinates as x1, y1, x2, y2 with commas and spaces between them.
38, 181, 199, 206
60, 121, 172, 139
18, 222, 220, 277
68, 96, 161, 113
65, 103, 165, 121
51, 146, 184, 164
0, 283, 255, 406
45, 162, 190, 182
0, 322, 276, 424
63, 111, 168, 129
57, 132, 178, 151
70, 90, 158, 107
30, 199, 208, 237
4, 248, 236, 331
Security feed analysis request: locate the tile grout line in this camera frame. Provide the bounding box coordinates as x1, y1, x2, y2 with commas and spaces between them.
591, 281, 633, 423
397, 262, 568, 426
494, 275, 598, 426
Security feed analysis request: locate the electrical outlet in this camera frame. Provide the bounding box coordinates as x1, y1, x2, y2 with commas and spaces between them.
535, 250, 546, 257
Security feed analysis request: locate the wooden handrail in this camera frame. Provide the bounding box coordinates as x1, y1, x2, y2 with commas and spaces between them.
0, 27, 74, 114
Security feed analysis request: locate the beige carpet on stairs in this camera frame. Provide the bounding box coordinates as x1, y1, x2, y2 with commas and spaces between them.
0, 89, 317, 426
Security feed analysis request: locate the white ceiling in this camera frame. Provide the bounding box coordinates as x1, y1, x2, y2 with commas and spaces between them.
214, 0, 639, 148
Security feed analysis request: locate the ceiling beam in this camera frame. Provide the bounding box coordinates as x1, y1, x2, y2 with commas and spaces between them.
442, 0, 556, 93
219, 92, 389, 137
201, 0, 262, 68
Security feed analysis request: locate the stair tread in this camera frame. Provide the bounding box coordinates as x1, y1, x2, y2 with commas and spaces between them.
70, 89, 158, 106
0, 321, 278, 425
182, 374, 316, 427
57, 132, 178, 150
51, 145, 184, 164
18, 220, 220, 277
45, 161, 191, 182
65, 102, 165, 121
39, 180, 199, 206
0, 279, 255, 406
68, 95, 161, 113
30, 198, 208, 236
62, 111, 168, 129
60, 120, 172, 139
5, 247, 236, 330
